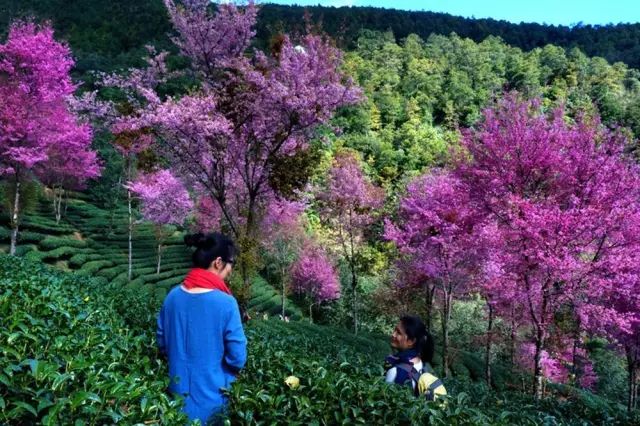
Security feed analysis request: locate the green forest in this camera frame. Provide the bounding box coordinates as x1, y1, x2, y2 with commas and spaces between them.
2, 1, 640, 425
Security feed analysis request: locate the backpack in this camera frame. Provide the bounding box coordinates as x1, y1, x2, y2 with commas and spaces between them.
394, 362, 447, 401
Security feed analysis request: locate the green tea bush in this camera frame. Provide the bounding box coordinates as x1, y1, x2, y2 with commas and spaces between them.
97, 265, 129, 281
0, 255, 187, 425
24, 246, 84, 263
225, 321, 640, 425
13, 244, 38, 256
77, 260, 115, 275
68, 253, 105, 269
39, 236, 88, 250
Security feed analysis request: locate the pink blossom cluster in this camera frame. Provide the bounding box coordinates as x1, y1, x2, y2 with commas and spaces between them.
126, 169, 193, 226
290, 242, 341, 303
0, 22, 87, 175
386, 94, 640, 392
88, 0, 361, 244
318, 151, 384, 232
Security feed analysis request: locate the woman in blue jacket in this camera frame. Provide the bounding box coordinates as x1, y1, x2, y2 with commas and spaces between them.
157, 232, 247, 424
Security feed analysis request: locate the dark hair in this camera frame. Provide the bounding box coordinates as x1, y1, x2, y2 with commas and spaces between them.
400, 315, 434, 365
184, 232, 237, 269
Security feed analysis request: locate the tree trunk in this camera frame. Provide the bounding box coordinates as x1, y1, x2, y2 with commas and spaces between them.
351, 265, 358, 335
156, 242, 162, 275
51, 186, 57, 213
441, 291, 452, 377
425, 283, 435, 333
308, 301, 314, 323
629, 364, 635, 411
533, 324, 546, 399
54, 189, 64, 224
281, 266, 286, 318
532, 291, 549, 399
63, 189, 69, 217
127, 188, 133, 281
632, 367, 636, 412
485, 302, 494, 387
9, 178, 21, 256
628, 346, 638, 412
510, 311, 517, 368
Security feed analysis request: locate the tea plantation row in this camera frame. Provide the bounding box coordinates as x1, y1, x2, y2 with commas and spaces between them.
2, 255, 639, 425
0, 195, 302, 319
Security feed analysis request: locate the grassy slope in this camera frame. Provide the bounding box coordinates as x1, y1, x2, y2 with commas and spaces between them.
1, 196, 637, 424
0, 194, 303, 319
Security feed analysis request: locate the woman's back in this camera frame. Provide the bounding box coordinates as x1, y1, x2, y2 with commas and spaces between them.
157, 286, 247, 422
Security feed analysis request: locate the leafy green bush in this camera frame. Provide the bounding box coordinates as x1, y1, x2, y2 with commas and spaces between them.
77, 259, 114, 275
0, 255, 188, 425
226, 321, 640, 425
24, 246, 85, 263
68, 253, 106, 269
39, 236, 88, 250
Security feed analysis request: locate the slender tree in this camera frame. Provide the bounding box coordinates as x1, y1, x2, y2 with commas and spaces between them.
318, 151, 383, 334
99, 1, 361, 299
0, 22, 84, 254
290, 242, 341, 323
385, 172, 487, 376
127, 169, 193, 274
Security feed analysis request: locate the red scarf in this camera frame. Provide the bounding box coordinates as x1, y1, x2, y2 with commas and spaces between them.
183, 268, 232, 295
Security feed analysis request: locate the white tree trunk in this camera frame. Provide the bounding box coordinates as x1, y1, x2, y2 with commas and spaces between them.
281, 266, 286, 318
9, 179, 21, 256
156, 242, 162, 275
128, 188, 133, 281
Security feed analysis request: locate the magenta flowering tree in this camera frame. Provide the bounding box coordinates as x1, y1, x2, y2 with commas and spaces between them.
586, 254, 640, 410
127, 169, 193, 274
261, 197, 307, 317
317, 150, 384, 334
113, 132, 154, 281
192, 195, 222, 233
290, 242, 341, 322
0, 22, 93, 254
455, 95, 640, 398
96, 0, 361, 299
385, 171, 487, 376
515, 340, 598, 393
35, 110, 102, 224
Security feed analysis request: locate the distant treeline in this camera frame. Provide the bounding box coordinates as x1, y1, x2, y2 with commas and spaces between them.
258, 4, 640, 69
2, 1, 640, 72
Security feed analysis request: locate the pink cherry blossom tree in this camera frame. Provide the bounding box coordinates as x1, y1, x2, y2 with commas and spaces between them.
113, 131, 153, 281
385, 172, 488, 376
35, 109, 101, 224
455, 94, 640, 398
317, 150, 384, 334
261, 197, 307, 317
0, 21, 90, 254
290, 242, 341, 323
94, 1, 361, 299
127, 169, 193, 274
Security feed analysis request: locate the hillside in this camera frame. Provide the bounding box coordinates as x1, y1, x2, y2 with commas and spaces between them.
2, 1, 640, 424
2, 254, 637, 424
0, 193, 303, 320
2, 1, 640, 73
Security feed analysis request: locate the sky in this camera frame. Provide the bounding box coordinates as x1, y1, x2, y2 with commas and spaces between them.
262, 1, 640, 26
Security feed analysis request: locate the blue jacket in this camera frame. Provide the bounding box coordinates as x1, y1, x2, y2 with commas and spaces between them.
157, 287, 247, 424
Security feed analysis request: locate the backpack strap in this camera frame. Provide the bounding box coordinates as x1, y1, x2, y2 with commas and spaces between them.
395, 363, 423, 396
421, 362, 435, 375
423, 377, 444, 401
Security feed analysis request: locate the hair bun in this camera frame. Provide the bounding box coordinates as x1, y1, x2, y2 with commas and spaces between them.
184, 232, 218, 249
184, 233, 204, 247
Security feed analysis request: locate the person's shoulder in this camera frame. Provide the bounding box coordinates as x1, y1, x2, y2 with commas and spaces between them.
164, 285, 183, 299
202, 290, 239, 307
